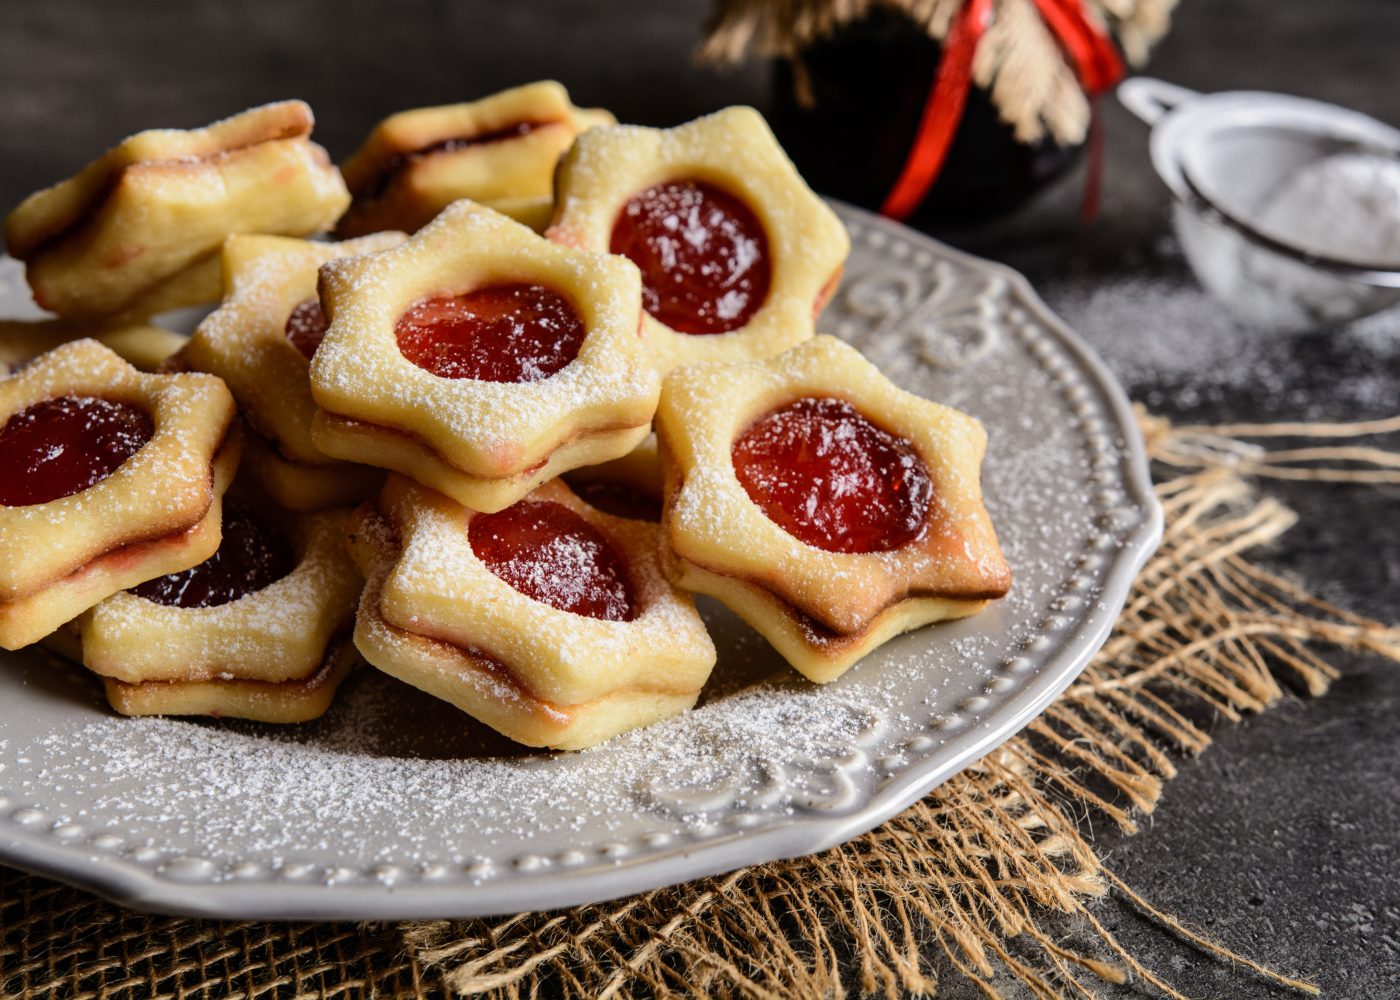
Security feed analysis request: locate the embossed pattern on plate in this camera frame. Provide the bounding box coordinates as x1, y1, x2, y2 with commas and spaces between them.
0, 203, 1161, 919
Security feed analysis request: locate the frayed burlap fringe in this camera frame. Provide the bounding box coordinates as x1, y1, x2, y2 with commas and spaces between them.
1141, 409, 1400, 485
406, 410, 1400, 1000
698, 0, 1178, 144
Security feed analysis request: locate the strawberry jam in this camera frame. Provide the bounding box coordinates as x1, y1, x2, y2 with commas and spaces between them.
131, 505, 294, 608
0, 396, 153, 506
395, 283, 586, 382
731, 397, 932, 554
468, 500, 636, 621
285, 297, 328, 361
610, 179, 771, 335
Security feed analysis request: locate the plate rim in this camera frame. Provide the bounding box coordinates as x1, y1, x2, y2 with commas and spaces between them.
0, 202, 1162, 919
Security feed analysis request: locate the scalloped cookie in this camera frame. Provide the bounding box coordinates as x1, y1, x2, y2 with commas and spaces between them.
548, 106, 848, 373
348, 475, 715, 749
656, 335, 1010, 682
310, 201, 657, 512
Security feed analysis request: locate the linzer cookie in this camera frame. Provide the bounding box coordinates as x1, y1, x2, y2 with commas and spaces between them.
0, 340, 240, 649
309, 201, 657, 513
548, 106, 849, 373
336, 81, 613, 237
0, 92, 1016, 752
347, 475, 715, 749
655, 335, 1011, 682
3, 101, 350, 321
77, 502, 361, 722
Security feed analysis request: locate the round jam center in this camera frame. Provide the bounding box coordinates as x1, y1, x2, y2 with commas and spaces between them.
131, 505, 295, 608
731, 397, 933, 554
0, 396, 153, 507
609, 179, 771, 335
285, 297, 329, 361
395, 283, 585, 382
468, 500, 636, 621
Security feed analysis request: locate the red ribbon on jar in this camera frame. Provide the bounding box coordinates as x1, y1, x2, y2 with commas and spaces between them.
879, 0, 1126, 222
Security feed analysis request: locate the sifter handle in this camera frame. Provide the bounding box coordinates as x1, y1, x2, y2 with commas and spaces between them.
1118, 77, 1200, 126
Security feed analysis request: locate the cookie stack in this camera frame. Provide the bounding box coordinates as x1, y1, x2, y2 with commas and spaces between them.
0, 82, 1008, 749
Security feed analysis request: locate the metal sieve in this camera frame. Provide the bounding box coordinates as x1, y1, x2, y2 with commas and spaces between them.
1120, 77, 1400, 332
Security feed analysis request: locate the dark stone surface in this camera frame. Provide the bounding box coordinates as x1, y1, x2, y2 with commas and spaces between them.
2, 1, 1398, 995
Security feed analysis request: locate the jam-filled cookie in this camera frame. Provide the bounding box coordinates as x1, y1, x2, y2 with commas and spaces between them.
348, 476, 716, 750
656, 335, 1011, 682
310, 201, 657, 513
0, 340, 240, 649
548, 106, 848, 374
178, 232, 404, 509
76, 502, 361, 722
336, 81, 613, 238
1, 319, 186, 375
3, 101, 350, 321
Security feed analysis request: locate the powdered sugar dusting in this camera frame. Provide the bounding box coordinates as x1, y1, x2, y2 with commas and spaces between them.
182, 231, 404, 463
1046, 261, 1400, 414
13, 662, 891, 866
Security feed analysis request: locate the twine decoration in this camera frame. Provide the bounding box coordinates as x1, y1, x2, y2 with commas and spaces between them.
701, 0, 1178, 147
3, 409, 1399, 998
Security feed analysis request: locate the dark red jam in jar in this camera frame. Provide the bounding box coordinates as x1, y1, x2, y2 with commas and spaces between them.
468, 500, 636, 621
609, 179, 771, 335
0, 396, 153, 506
731, 396, 932, 553
395, 283, 586, 382
131, 505, 295, 608
285, 297, 329, 361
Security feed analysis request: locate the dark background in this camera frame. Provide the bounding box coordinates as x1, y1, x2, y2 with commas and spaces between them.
3, 1, 1398, 995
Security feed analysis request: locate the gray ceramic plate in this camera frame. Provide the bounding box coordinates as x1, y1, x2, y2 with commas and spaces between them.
0, 203, 1161, 919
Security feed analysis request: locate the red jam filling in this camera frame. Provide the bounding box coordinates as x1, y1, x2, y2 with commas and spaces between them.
395, 283, 586, 382
609, 179, 771, 335
285, 297, 329, 361
421, 120, 545, 155
731, 397, 932, 554
131, 505, 295, 608
0, 396, 153, 507
468, 500, 636, 621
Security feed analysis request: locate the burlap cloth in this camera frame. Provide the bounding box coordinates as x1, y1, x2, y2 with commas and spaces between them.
4, 410, 1399, 999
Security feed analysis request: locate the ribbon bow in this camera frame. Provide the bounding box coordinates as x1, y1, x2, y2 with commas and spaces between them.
879, 0, 1126, 222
